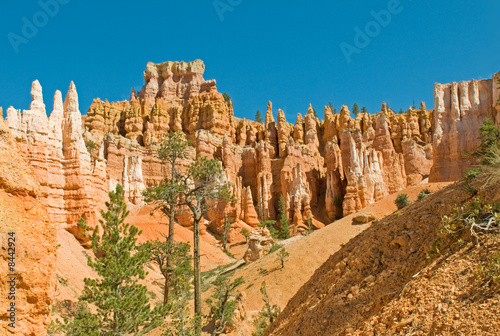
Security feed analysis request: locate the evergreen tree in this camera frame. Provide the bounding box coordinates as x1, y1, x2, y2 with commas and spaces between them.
255, 110, 263, 123
361, 106, 368, 114
223, 93, 231, 102
277, 195, 290, 239
143, 130, 191, 305
184, 157, 235, 333
241, 228, 250, 243
64, 185, 163, 335
158, 242, 195, 336
476, 118, 500, 156
398, 108, 404, 114
222, 215, 234, 250
333, 108, 338, 114
206, 275, 245, 336
252, 282, 281, 336
276, 248, 290, 269
352, 103, 360, 118
328, 102, 334, 112
141, 239, 192, 307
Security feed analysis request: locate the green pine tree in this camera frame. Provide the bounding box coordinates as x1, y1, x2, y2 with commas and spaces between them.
277, 195, 290, 239
184, 157, 235, 333
158, 242, 196, 336
352, 103, 360, 118
64, 185, 163, 336
255, 110, 263, 123
276, 247, 290, 269
476, 118, 500, 156
361, 106, 368, 114
206, 275, 245, 336
252, 282, 281, 336
223, 93, 231, 102
143, 130, 191, 306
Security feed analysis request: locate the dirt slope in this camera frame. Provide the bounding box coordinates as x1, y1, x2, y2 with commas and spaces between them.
353, 234, 500, 335
198, 182, 446, 336
265, 181, 500, 336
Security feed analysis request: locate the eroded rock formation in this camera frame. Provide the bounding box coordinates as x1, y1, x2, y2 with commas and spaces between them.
430, 77, 499, 181
0, 116, 57, 336
243, 227, 275, 263
4, 61, 499, 243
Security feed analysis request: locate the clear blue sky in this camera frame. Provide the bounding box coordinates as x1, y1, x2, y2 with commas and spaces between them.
1, 0, 499, 122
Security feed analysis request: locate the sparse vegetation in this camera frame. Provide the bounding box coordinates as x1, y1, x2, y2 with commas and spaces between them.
222, 215, 234, 250
206, 275, 244, 336
418, 189, 431, 201
200, 261, 240, 294
276, 247, 290, 269
222, 248, 235, 259
159, 243, 196, 336
85, 140, 96, 153
259, 220, 278, 239
269, 243, 283, 254
476, 250, 500, 287
352, 103, 360, 118
303, 215, 314, 236
223, 93, 231, 102
395, 194, 409, 209
328, 102, 334, 113
473, 118, 500, 159
252, 282, 281, 336
255, 110, 263, 123
441, 197, 500, 244
277, 195, 290, 239
312, 107, 318, 119
241, 228, 251, 243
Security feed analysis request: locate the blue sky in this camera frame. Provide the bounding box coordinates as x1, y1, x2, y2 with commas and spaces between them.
1, 0, 499, 122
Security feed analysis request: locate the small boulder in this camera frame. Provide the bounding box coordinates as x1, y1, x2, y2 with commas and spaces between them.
353, 213, 376, 223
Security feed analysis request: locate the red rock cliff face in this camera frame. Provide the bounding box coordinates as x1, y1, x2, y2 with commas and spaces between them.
0, 115, 57, 336
4, 62, 499, 239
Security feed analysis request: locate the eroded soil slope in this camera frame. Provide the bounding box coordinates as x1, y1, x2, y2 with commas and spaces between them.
266, 180, 500, 335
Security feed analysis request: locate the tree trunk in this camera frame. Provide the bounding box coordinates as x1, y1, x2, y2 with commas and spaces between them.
163, 272, 170, 306
194, 215, 202, 334
164, 206, 177, 305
